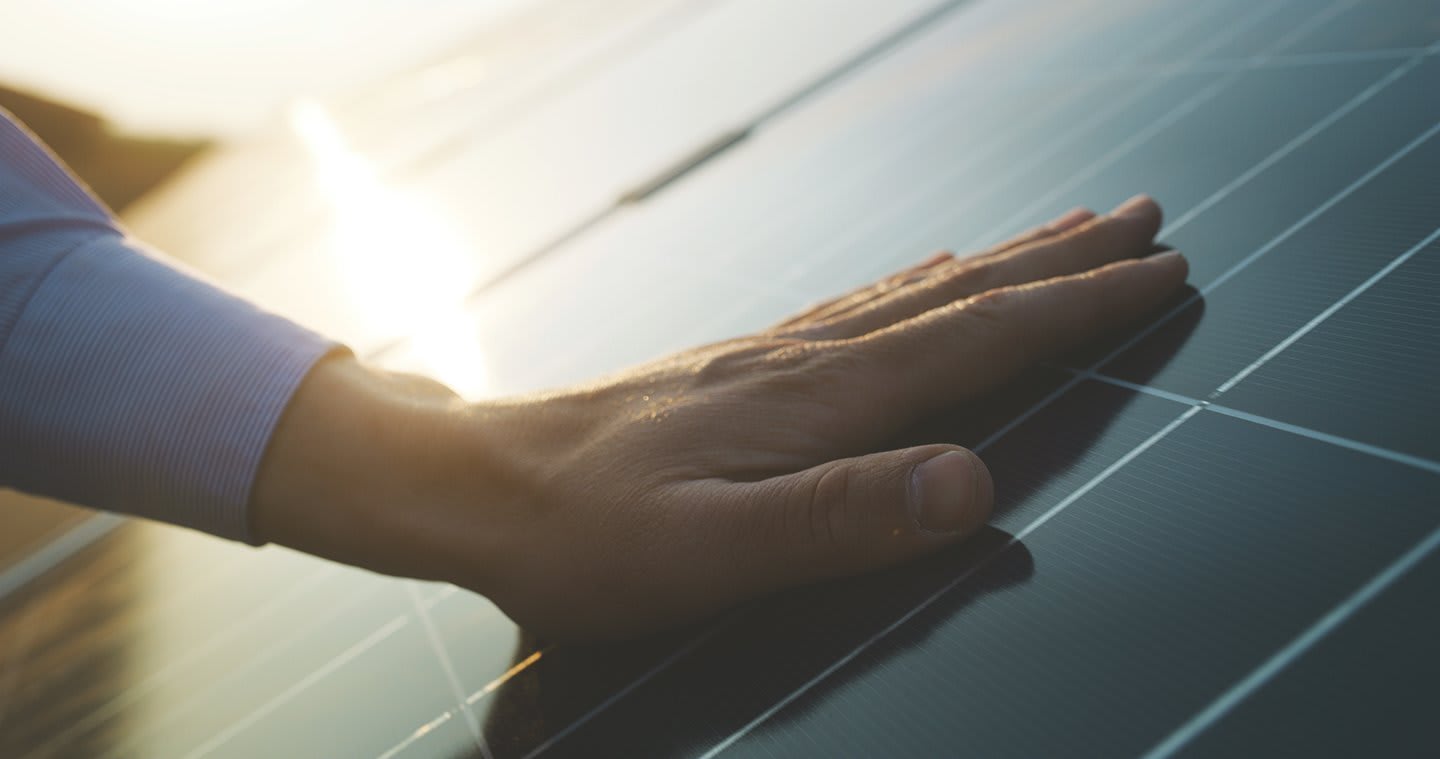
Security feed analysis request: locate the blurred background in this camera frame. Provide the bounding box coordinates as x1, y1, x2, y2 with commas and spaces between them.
0, 0, 554, 207
0, 0, 566, 578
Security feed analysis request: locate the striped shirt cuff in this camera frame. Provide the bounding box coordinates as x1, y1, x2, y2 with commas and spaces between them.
0, 233, 336, 543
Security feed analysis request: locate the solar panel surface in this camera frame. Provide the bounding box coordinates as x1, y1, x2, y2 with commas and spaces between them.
1, 0, 1438, 757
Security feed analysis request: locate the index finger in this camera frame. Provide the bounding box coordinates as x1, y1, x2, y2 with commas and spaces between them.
837, 250, 1187, 421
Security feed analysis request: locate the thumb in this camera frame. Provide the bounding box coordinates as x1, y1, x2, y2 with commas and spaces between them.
733, 445, 994, 589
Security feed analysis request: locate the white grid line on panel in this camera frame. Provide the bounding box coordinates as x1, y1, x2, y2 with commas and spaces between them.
397, 6, 1293, 746
1122, 45, 1433, 77
1106, 116, 1440, 371
1204, 404, 1440, 477
22, 563, 342, 759
376, 647, 548, 759
97, 582, 420, 759
962, 0, 1361, 250
508, 0, 1289, 398
1141, 520, 1440, 759
180, 616, 412, 759
695, 407, 1204, 759
52, 5, 1431, 759
1212, 224, 1440, 395
319, 41, 1440, 759
690, 251, 1440, 754
694, 59, 1440, 759
405, 583, 491, 759
376, 711, 455, 759
172, 585, 460, 758
979, 111, 1440, 460
1068, 370, 1440, 478
1158, 52, 1431, 237
503, 0, 1237, 386
774, 0, 1285, 293
378, 611, 732, 758
514, 621, 731, 759
0, 514, 121, 601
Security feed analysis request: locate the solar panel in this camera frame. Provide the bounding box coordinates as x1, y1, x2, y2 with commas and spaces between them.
2, 0, 1438, 756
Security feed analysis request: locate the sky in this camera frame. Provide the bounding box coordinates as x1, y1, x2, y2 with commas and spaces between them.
0, 0, 538, 137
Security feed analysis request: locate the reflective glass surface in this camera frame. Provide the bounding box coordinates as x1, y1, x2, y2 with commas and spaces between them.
3, 0, 1439, 757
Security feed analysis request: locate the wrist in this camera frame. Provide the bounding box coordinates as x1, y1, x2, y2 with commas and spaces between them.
249, 352, 490, 578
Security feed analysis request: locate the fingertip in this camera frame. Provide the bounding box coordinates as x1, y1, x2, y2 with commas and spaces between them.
1147, 249, 1189, 281
1101, 248, 1188, 288
909, 449, 992, 535
1048, 206, 1097, 233
918, 251, 955, 269
1109, 194, 1163, 233
970, 451, 996, 521
1047, 196, 1161, 258
1111, 193, 1156, 216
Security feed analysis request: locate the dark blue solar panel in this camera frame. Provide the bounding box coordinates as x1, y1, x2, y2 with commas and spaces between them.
4, 0, 1439, 756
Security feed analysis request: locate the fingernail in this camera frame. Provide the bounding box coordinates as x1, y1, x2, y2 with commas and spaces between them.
917, 251, 953, 269
1048, 207, 1094, 233
1148, 249, 1184, 263
1110, 194, 1154, 221
910, 451, 979, 534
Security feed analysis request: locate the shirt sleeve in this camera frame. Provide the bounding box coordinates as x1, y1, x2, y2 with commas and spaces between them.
0, 110, 338, 544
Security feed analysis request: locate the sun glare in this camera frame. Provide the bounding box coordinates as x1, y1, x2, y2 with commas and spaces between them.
288, 100, 491, 398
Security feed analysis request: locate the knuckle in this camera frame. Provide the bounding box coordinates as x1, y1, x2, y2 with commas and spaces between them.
772, 295, 847, 331
914, 251, 957, 275
1089, 213, 1134, 238
1070, 270, 1114, 324
802, 463, 859, 547
805, 341, 867, 376
961, 287, 1018, 331
961, 287, 1034, 362
947, 258, 999, 294
691, 337, 811, 383
1083, 216, 1150, 257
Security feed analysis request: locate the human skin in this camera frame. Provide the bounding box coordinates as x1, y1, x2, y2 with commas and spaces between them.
250, 195, 1187, 641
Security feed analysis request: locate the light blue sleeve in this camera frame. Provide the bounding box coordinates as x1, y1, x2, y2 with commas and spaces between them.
0, 111, 338, 543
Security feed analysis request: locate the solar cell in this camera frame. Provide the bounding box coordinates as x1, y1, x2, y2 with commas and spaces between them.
1103, 121, 1440, 398
702, 410, 1440, 759
1280, 0, 1440, 54
1218, 240, 1440, 461
1167, 539, 1440, 757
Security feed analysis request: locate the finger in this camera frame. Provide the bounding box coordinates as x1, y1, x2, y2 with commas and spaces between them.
803, 205, 1100, 326
770, 252, 953, 330
775, 206, 1096, 334
978, 205, 1096, 258
804, 195, 1160, 340
727, 445, 994, 587
843, 250, 1188, 422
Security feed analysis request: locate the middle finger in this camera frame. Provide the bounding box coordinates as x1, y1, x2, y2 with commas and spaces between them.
798, 195, 1163, 340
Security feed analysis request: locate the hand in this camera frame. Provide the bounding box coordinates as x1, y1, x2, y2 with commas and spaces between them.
251, 195, 1186, 640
